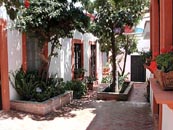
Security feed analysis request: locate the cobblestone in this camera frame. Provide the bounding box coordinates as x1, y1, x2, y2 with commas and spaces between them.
0, 83, 154, 130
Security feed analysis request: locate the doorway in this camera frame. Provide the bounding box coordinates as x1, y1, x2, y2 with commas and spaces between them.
131, 55, 146, 82
90, 44, 96, 77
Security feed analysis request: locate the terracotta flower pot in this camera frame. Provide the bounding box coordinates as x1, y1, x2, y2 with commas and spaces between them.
87, 83, 94, 90
154, 69, 173, 90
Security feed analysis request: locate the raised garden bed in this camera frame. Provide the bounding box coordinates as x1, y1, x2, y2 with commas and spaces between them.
10, 91, 73, 115
97, 82, 133, 101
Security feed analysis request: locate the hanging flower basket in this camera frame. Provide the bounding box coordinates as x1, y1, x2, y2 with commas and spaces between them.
154, 69, 173, 90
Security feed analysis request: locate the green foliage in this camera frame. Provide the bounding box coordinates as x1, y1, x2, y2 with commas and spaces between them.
156, 52, 173, 73
9, 0, 90, 58
140, 50, 152, 65
11, 68, 65, 102
85, 76, 97, 84
90, 0, 149, 52
64, 80, 87, 99
119, 81, 130, 93
116, 35, 138, 76
74, 68, 87, 74
101, 75, 112, 83
89, 0, 149, 91
116, 35, 138, 54
118, 73, 129, 87
74, 68, 87, 79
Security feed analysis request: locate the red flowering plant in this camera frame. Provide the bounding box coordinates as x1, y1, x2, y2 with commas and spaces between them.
140, 50, 157, 73
142, 47, 173, 73
156, 47, 173, 73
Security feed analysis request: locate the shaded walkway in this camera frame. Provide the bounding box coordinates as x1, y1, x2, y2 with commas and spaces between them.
86, 82, 154, 130
0, 83, 154, 130
87, 101, 153, 130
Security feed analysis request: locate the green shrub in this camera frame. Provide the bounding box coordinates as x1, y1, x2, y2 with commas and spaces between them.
101, 75, 112, 83
11, 68, 65, 102
64, 80, 87, 99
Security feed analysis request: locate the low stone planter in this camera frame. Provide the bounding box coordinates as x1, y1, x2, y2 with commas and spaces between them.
10, 91, 73, 115
97, 82, 133, 101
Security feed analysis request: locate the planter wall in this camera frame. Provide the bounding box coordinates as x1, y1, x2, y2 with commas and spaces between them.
97, 82, 133, 101
10, 91, 73, 115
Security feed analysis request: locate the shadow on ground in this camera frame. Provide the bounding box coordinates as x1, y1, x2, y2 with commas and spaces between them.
0, 91, 97, 121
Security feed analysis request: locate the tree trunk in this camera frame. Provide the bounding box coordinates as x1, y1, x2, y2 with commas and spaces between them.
121, 35, 129, 76
110, 32, 116, 92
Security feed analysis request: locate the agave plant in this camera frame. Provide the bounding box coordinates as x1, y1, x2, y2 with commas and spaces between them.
10, 68, 65, 102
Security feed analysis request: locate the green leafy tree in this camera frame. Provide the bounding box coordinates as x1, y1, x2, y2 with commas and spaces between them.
116, 35, 138, 77
3, 0, 90, 79
90, 0, 149, 91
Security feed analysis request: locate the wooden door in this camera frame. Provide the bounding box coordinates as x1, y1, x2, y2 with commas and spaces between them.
90, 45, 96, 77
131, 55, 146, 82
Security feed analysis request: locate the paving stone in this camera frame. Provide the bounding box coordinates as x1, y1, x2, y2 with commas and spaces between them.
86, 101, 154, 130
0, 83, 154, 130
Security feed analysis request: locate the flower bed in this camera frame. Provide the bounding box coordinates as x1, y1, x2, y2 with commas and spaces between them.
97, 82, 133, 101
10, 91, 73, 115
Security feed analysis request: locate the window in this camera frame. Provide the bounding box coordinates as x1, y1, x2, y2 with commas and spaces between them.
26, 36, 42, 71
74, 44, 82, 70
72, 39, 84, 79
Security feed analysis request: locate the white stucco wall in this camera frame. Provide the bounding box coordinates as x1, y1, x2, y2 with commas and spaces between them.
7, 29, 22, 99
150, 85, 154, 115
49, 38, 72, 81
7, 28, 22, 100
118, 37, 150, 81
162, 104, 173, 130
0, 5, 8, 20
83, 33, 91, 76
0, 6, 22, 100
49, 30, 103, 83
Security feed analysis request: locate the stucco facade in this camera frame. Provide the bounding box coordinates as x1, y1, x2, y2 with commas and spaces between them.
0, 5, 104, 110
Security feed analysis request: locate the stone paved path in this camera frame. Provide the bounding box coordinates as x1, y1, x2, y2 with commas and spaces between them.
86, 101, 153, 130
0, 83, 154, 130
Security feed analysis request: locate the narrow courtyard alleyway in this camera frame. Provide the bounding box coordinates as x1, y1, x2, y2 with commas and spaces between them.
0, 83, 154, 130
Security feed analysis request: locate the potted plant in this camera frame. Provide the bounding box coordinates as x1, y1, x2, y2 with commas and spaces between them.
85, 76, 97, 90
74, 68, 87, 79
154, 48, 173, 90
